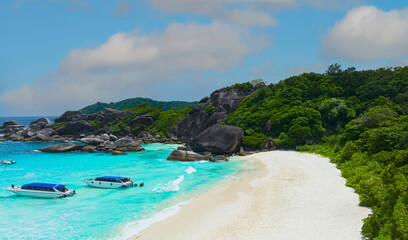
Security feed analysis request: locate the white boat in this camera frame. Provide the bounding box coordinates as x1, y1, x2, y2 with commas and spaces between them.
6, 183, 76, 198
1, 160, 16, 165
82, 176, 134, 189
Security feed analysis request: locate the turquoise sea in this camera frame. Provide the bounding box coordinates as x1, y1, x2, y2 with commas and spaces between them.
0, 141, 242, 239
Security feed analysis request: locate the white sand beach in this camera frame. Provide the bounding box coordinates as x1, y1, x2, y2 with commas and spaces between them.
134, 151, 371, 240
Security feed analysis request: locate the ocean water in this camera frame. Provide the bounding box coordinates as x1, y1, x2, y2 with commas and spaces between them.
0, 116, 56, 126
0, 141, 242, 239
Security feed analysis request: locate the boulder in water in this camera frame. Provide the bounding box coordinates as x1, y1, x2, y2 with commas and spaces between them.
167, 150, 210, 161
2, 120, 18, 127
39, 143, 83, 153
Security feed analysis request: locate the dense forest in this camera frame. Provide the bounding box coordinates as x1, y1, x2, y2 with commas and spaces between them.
80, 97, 197, 114
98, 103, 193, 137
226, 64, 408, 240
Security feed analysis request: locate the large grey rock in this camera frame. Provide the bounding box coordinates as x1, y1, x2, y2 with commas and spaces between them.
190, 124, 244, 154
3, 120, 18, 127
176, 86, 254, 141
101, 108, 131, 126
210, 155, 228, 163
81, 113, 103, 122
29, 118, 52, 127
130, 115, 154, 127
167, 150, 210, 161
23, 118, 52, 138
7, 132, 24, 141
106, 137, 143, 152
34, 133, 48, 141
0, 125, 24, 134
94, 127, 112, 135
81, 145, 97, 153
39, 128, 56, 137
54, 111, 81, 123
80, 137, 105, 146
261, 138, 276, 152
100, 133, 110, 141
39, 143, 83, 153
57, 120, 95, 136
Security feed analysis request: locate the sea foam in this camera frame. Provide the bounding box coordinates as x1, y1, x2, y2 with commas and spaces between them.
114, 200, 190, 240
152, 175, 184, 192
185, 166, 197, 174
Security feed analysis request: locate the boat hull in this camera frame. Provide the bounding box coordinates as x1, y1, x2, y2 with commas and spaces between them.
82, 179, 133, 189
6, 187, 75, 198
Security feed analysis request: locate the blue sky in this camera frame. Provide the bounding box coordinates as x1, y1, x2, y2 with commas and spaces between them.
0, 0, 407, 116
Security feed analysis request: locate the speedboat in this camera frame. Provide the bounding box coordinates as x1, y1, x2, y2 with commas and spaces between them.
82, 176, 134, 189
1, 160, 16, 165
6, 183, 76, 198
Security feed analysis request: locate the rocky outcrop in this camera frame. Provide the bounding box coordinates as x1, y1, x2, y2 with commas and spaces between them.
105, 137, 144, 152
57, 120, 95, 136
39, 143, 83, 153
29, 118, 52, 127
261, 138, 277, 152
3, 120, 18, 126
0, 120, 24, 134
209, 155, 228, 163
22, 118, 53, 138
79, 137, 105, 146
0, 125, 24, 134
263, 119, 272, 135
175, 86, 254, 141
130, 115, 154, 127
81, 145, 97, 153
54, 111, 80, 123
167, 150, 210, 161
101, 108, 131, 126
190, 124, 244, 154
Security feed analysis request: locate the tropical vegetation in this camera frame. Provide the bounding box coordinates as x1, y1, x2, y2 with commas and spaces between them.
227, 64, 408, 239
80, 97, 197, 114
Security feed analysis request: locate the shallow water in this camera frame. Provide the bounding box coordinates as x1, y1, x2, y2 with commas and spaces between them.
0, 141, 242, 239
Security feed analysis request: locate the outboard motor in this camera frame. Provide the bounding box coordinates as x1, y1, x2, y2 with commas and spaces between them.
140, 183, 144, 187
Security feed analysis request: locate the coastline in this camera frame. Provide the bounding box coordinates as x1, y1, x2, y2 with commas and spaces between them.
133, 150, 372, 240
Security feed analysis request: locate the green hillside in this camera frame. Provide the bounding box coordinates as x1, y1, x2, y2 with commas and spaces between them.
226, 64, 408, 239
80, 97, 198, 114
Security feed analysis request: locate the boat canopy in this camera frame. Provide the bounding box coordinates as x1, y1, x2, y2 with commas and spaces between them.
21, 183, 66, 189
95, 176, 126, 180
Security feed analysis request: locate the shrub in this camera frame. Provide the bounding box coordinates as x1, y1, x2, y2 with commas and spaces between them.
242, 133, 268, 149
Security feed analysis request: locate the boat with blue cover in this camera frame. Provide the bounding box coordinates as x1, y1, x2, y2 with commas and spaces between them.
6, 183, 75, 198
82, 176, 134, 189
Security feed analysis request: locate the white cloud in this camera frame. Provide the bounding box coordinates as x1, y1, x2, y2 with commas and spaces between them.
0, 22, 268, 115
321, 6, 408, 62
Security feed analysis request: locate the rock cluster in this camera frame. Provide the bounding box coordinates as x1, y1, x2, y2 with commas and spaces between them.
0, 120, 24, 134
2, 84, 273, 157
175, 86, 257, 141
39, 136, 144, 154
166, 149, 228, 162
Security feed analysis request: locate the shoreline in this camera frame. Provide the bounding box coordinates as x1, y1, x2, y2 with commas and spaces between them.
133, 150, 372, 240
